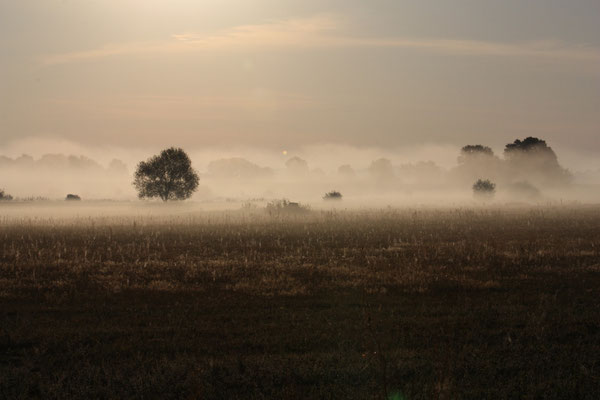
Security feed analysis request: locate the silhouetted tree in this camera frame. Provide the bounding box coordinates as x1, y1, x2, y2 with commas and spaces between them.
133, 147, 199, 201
504, 137, 553, 157
65, 194, 81, 201
472, 179, 496, 199
504, 137, 571, 185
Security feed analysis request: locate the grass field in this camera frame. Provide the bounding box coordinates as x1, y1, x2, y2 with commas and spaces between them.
1, 205, 600, 399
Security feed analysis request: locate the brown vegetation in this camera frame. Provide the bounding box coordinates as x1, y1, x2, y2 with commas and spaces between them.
1, 207, 599, 398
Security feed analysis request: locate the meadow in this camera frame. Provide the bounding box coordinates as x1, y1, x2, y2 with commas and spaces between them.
1, 204, 599, 399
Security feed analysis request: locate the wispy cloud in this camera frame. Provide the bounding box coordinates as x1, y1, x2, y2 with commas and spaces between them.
43, 15, 600, 65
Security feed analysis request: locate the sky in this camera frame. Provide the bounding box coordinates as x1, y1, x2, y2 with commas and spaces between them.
1, 0, 599, 169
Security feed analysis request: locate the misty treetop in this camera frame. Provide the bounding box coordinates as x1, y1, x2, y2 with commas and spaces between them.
368, 158, 395, 180
133, 147, 199, 201
461, 145, 494, 157
285, 156, 309, 175
504, 137, 555, 156
458, 145, 495, 164
0, 153, 128, 173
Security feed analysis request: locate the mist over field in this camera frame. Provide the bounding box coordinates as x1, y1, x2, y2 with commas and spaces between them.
1, 138, 599, 207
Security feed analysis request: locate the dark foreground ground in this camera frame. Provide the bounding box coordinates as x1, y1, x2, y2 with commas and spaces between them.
1, 206, 600, 399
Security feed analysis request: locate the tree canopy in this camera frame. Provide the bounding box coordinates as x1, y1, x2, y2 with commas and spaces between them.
458, 145, 495, 164
504, 137, 556, 159
133, 147, 199, 201
461, 145, 494, 157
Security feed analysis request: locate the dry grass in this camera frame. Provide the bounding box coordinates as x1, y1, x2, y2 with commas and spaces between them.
1, 206, 600, 399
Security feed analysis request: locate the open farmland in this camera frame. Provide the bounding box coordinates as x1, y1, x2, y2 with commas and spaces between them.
1, 205, 600, 399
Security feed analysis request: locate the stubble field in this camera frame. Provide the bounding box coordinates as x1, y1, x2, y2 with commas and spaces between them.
1, 205, 600, 399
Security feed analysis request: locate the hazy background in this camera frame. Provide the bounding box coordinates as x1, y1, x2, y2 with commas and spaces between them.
1, 0, 599, 203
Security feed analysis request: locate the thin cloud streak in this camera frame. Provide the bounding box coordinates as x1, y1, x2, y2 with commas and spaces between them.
43, 15, 600, 65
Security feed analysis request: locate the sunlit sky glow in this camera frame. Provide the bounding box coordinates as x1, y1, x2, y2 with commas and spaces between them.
1, 0, 599, 168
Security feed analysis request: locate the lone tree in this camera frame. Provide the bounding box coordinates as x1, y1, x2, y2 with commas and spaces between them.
133, 147, 199, 201
472, 179, 496, 199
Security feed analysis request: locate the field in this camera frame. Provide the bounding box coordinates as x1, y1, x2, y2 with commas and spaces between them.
1, 205, 600, 399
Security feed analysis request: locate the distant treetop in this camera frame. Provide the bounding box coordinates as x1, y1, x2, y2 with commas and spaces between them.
368, 158, 394, 179
504, 137, 556, 158
458, 145, 494, 164
285, 156, 309, 174
461, 145, 494, 156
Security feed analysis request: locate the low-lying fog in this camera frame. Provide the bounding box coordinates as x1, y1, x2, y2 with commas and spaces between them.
1, 138, 599, 208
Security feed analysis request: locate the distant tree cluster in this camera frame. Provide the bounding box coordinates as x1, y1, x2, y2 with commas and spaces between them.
207, 157, 273, 179
0, 135, 569, 203
0, 154, 128, 174
368, 158, 394, 180
454, 136, 571, 200
285, 156, 309, 175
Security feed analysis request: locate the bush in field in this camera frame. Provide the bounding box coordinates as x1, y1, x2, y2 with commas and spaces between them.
65, 194, 81, 201
323, 190, 342, 201
472, 179, 496, 199
265, 199, 310, 216
0, 189, 13, 201
133, 147, 199, 201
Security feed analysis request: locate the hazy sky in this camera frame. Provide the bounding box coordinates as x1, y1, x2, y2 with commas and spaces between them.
1, 0, 599, 165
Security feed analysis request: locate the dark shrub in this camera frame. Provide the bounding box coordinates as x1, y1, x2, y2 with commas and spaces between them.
0, 189, 13, 201
472, 179, 496, 200
323, 190, 343, 200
